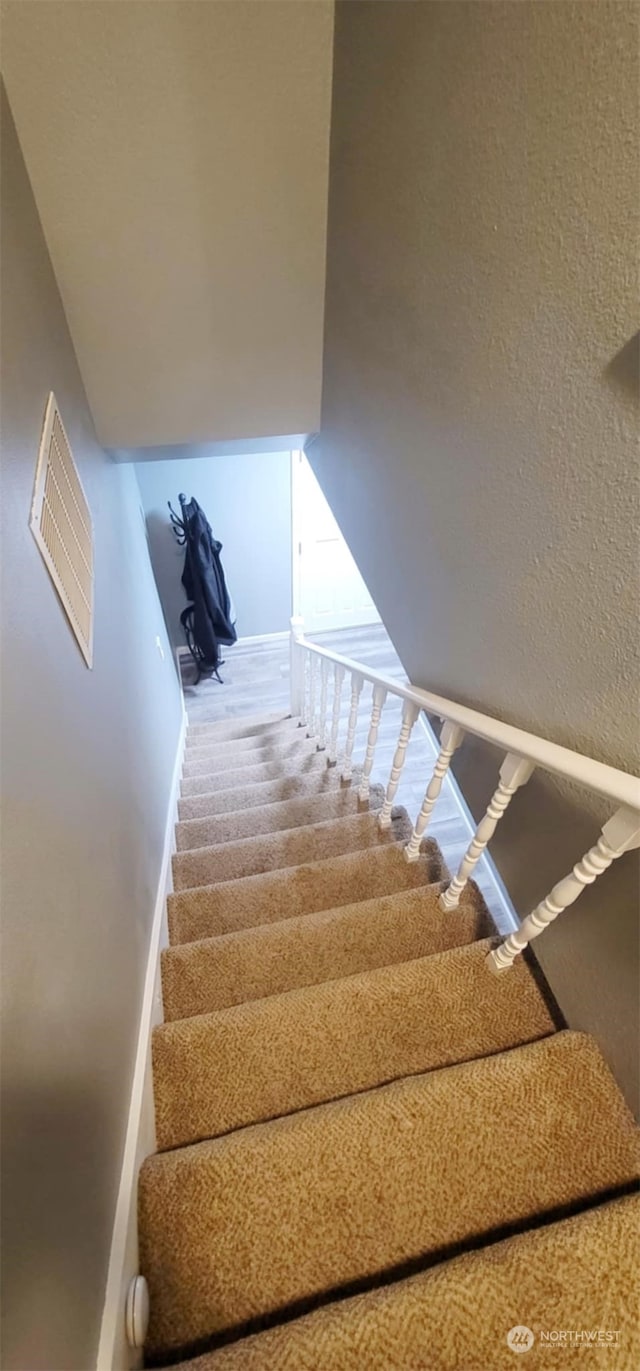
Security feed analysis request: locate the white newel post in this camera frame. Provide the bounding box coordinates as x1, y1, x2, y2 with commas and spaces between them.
359, 684, 388, 802
307, 654, 319, 739
289, 616, 305, 720
317, 658, 330, 750
328, 664, 346, 764
341, 672, 364, 781
439, 752, 535, 910
488, 806, 640, 974
404, 720, 465, 861
378, 700, 420, 829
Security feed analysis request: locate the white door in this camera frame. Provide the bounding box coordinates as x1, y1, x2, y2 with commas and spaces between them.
291, 451, 380, 633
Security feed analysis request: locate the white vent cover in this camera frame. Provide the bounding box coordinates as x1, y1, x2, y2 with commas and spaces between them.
29, 392, 94, 667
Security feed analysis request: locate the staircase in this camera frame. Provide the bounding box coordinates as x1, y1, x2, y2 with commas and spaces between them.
138, 706, 639, 1370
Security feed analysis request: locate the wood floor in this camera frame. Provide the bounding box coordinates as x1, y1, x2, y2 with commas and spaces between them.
179, 626, 509, 930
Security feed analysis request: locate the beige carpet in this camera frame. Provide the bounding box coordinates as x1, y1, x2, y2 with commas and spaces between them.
175, 783, 383, 850
160, 880, 493, 1019
185, 728, 300, 758
172, 808, 413, 888
169, 1195, 640, 1370
186, 712, 299, 741
181, 750, 329, 796
183, 736, 318, 776
167, 837, 445, 944
152, 938, 557, 1149
139, 710, 639, 1369
178, 766, 350, 820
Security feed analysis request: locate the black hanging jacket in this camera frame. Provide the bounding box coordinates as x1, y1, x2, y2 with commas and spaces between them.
170, 495, 237, 679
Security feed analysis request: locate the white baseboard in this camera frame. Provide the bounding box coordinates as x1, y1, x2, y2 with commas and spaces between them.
96, 697, 187, 1371
234, 630, 290, 646
417, 714, 518, 935
176, 632, 290, 659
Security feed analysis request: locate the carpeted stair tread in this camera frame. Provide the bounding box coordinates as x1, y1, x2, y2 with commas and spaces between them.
183, 737, 317, 777
178, 769, 351, 821
139, 1031, 639, 1359
185, 729, 305, 760
161, 881, 492, 1020
175, 785, 383, 851
187, 713, 296, 741
172, 808, 413, 890
152, 938, 558, 1150
165, 1193, 640, 1371
167, 838, 446, 945
181, 751, 329, 796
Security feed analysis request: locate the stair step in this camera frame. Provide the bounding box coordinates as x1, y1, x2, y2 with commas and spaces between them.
181, 751, 329, 796
153, 939, 558, 1150
175, 784, 383, 851
167, 838, 446, 945
162, 1194, 640, 1371
139, 1032, 639, 1360
187, 712, 296, 741
185, 726, 303, 759
161, 880, 492, 1020
182, 736, 316, 777
178, 768, 350, 821
171, 808, 413, 890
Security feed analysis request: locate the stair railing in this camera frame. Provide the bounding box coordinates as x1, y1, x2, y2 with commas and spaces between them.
289, 616, 640, 975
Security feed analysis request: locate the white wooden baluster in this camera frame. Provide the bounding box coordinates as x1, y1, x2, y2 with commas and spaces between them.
404, 720, 464, 861
341, 672, 364, 781
289, 616, 305, 721
378, 701, 420, 829
439, 753, 534, 910
306, 654, 319, 739
359, 684, 388, 802
317, 657, 330, 750
488, 806, 640, 974
327, 663, 346, 764
302, 651, 311, 730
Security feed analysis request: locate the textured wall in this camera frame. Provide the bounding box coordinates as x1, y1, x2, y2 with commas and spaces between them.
314, 3, 640, 1107
0, 89, 183, 1370
0, 0, 333, 449
136, 450, 293, 647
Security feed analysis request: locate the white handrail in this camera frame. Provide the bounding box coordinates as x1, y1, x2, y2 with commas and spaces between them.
295, 633, 640, 811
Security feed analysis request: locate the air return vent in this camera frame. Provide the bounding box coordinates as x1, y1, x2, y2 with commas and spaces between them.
30, 392, 94, 667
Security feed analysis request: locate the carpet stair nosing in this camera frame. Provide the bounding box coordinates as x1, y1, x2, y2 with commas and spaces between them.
177, 769, 353, 821
182, 738, 318, 777
175, 785, 382, 852
160, 879, 492, 1021
186, 713, 296, 741
183, 736, 312, 768
167, 837, 446, 945
155, 1194, 640, 1371
171, 808, 413, 890
139, 1031, 639, 1359
181, 752, 330, 796
152, 937, 558, 1150
185, 728, 305, 760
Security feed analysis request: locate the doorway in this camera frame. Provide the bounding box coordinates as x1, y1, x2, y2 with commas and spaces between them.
291, 451, 380, 633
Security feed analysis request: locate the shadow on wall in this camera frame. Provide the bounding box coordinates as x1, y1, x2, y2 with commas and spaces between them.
145, 509, 188, 650
604, 331, 640, 405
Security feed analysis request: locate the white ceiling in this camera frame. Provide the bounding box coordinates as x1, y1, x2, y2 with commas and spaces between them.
1, 1, 334, 450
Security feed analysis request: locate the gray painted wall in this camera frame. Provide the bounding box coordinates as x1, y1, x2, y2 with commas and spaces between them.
314, 3, 640, 1108
135, 451, 293, 648
0, 87, 183, 1371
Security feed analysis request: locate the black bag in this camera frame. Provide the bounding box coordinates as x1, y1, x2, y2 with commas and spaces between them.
169, 495, 237, 683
